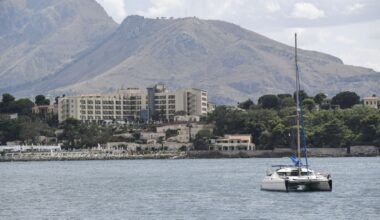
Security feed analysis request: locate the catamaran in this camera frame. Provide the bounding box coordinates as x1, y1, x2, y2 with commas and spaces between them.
260, 33, 332, 192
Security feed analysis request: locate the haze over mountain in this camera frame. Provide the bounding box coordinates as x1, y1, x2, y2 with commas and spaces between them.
1, 1, 379, 104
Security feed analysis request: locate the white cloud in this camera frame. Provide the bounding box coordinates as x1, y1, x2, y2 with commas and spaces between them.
346, 3, 365, 13
292, 2, 325, 20
95, 0, 127, 23
262, 20, 380, 71
266, 1, 281, 13
208, 0, 245, 18
139, 0, 184, 18
335, 36, 356, 44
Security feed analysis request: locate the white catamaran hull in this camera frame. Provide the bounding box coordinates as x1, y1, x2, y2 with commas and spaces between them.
261, 177, 332, 192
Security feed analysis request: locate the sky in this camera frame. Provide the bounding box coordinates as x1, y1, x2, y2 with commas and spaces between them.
95, 0, 380, 71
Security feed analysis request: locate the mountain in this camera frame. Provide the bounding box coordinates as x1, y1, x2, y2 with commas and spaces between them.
1, 10, 379, 104
0, 0, 117, 91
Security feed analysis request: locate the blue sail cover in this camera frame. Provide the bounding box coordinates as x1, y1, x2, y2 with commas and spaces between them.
290, 155, 303, 166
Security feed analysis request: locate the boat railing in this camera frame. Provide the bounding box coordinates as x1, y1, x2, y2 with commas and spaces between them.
271, 165, 309, 168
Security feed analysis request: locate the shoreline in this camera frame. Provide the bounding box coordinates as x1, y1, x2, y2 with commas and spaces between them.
1, 147, 379, 162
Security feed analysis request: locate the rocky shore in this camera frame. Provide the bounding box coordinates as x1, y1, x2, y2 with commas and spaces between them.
188, 146, 379, 159
0, 151, 186, 162
0, 146, 378, 162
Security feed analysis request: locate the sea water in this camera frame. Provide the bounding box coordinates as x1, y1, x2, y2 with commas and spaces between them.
0, 157, 379, 219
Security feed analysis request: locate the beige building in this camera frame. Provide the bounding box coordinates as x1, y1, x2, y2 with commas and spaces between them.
209, 134, 255, 151
58, 88, 146, 123
363, 96, 378, 109
58, 84, 208, 123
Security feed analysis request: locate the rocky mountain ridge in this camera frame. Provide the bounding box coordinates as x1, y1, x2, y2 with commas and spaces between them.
1, 2, 379, 104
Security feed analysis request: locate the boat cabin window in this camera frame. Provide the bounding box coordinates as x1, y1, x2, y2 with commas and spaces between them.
290, 171, 299, 176
277, 171, 310, 176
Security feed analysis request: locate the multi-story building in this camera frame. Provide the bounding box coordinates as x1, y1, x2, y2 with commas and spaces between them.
58, 88, 146, 123
58, 84, 208, 123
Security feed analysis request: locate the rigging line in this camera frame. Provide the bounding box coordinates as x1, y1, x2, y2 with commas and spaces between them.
295, 33, 301, 175
300, 103, 309, 168
295, 34, 309, 169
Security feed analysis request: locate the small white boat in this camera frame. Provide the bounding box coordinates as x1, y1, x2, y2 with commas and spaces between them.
261, 165, 332, 192
261, 33, 332, 192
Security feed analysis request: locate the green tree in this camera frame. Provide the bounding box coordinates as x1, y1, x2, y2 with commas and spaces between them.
359, 113, 380, 144
280, 97, 295, 108
268, 123, 288, 148
314, 93, 327, 105
238, 99, 254, 110
193, 129, 212, 150
35, 95, 50, 106
375, 125, 380, 147
2, 93, 15, 104
302, 98, 315, 111
0, 119, 21, 144
0, 93, 16, 113
258, 95, 279, 109
331, 91, 360, 109
310, 119, 353, 148
293, 90, 308, 103
277, 94, 292, 100
55, 96, 60, 105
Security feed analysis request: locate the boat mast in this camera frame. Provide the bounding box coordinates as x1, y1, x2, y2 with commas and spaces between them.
295, 33, 301, 176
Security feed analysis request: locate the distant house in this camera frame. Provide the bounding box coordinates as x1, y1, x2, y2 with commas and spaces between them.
37, 136, 58, 145
0, 113, 18, 120
32, 104, 57, 118
363, 95, 378, 109
140, 132, 166, 141
209, 134, 255, 151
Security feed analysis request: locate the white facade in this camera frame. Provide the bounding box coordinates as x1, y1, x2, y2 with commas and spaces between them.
58, 84, 209, 123
363, 96, 378, 109
209, 134, 255, 151
58, 88, 147, 123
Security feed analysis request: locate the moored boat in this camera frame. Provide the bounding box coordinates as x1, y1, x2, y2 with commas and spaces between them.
261, 165, 332, 192
261, 33, 332, 192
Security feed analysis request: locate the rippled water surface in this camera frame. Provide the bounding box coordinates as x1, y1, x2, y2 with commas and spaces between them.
0, 157, 379, 219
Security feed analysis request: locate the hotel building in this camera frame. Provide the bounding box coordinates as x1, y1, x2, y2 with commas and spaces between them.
58, 84, 208, 123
